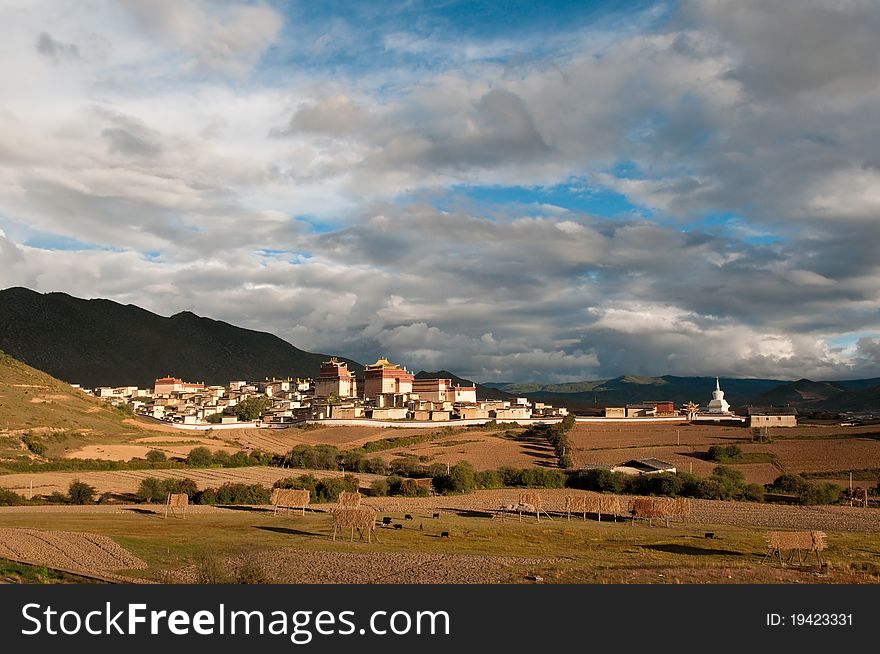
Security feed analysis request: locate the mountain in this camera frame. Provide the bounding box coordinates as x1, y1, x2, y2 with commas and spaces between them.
750, 379, 846, 407
0, 287, 361, 388
0, 351, 143, 438
750, 378, 880, 412
491, 374, 880, 413
414, 370, 515, 401
495, 375, 783, 409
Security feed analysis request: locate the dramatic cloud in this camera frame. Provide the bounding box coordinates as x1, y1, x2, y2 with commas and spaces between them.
0, 0, 878, 382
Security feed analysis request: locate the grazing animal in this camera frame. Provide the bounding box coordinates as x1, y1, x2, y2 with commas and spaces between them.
440, 531, 450, 538
432, 513, 440, 519
382, 516, 392, 525
393, 523, 403, 530
404, 514, 413, 520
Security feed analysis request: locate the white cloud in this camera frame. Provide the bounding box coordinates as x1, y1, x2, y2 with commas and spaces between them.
1, 1, 879, 382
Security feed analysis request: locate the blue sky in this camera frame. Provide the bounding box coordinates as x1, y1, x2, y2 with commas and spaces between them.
1, 0, 879, 382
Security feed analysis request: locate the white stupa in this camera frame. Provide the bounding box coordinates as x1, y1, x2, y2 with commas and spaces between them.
706, 377, 731, 414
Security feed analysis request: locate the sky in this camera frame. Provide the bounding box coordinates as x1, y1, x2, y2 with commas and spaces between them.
1, 0, 879, 383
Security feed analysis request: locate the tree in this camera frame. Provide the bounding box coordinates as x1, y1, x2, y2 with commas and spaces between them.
448, 461, 476, 493
137, 477, 165, 503
187, 446, 214, 467
68, 480, 96, 505
235, 396, 273, 422
145, 449, 167, 463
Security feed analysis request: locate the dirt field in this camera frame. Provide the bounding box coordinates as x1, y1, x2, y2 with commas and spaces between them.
64, 437, 241, 461
1, 497, 879, 584
0, 466, 383, 496
219, 425, 450, 454
761, 438, 880, 474
377, 431, 555, 470
0, 527, 147, 573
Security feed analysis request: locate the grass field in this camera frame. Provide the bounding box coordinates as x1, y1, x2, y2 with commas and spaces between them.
0, 504, 878, 584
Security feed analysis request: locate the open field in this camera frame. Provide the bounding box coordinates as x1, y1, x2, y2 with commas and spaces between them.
1, 495, 879, 584
0, 466, 383, 497
376, 431, 555, 470
63, 438, 241, 461
219, 425, 452, 454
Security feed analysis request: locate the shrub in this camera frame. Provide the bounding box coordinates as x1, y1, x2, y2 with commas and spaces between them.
475, 470, 502, 489
771, 473, 808, 495
398, 478, 430, 497
798, 482, 844, 506
67, 480, 96, 505
206, 413, 223, 424
707, 444, 742, 462
115, 403, 135, 418
235, 554, 273, 584
286, 444, 339, 470
521, 467, 566, 488
163, 478, 198, 498
22, 434, 47, 456
145, 449, 167, 463
193, 552, 232, 584
742, 483, 765, 502
567, 468, 624, 493
712, 465, 745, 484
47, 491, 68, 504
389, 456, 424, 477
97, 492, 114, 504
370, 478, 389, 497
210, 483, 271, 505
314, 475, 359, 503
186, 447, 214, 468
0, 488, 28, 506
273, 474, 318, 493
136, 477, 165, 503
212, 450, 231, 466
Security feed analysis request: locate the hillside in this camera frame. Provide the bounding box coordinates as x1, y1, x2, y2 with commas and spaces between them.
414, 370, 514, 401
750, 379, 846, 407
497, 375, 784, 409
0, 287, 361, 387
0, 352, 147, 458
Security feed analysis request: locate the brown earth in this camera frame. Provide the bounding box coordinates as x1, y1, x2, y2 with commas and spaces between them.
220, 425, 450, 454
170, 549, 566, 584
0, 527, 147, 572
0, 466, 383, 496
377, 431, 554, 470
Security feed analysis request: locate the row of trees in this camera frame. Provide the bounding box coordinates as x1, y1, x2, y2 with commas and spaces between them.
543, 414, 576, 468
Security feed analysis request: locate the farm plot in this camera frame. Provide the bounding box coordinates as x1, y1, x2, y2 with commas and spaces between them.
0, 527, 147, 572
220, 425, 452, 454
64, 440, 240, 461
171, 549, 568, 584
571, 445, 780, 484
765, 438, 880, 474
377, 431, 554, 470
567, 423, 746, 450
0, 466, 384, 496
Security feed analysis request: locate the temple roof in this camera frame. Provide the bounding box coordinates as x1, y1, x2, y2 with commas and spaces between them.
366, 356, 400, 369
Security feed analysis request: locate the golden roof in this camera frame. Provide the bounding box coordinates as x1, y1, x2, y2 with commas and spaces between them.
366, 356, 399, 369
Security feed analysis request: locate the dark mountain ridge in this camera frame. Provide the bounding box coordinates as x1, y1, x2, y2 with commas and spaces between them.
0, 287, 361, 387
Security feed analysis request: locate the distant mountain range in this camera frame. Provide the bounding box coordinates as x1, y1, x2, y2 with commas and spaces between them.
488, 375, 880, 413
1, 287, 878, 412
0, 287, 361, 388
